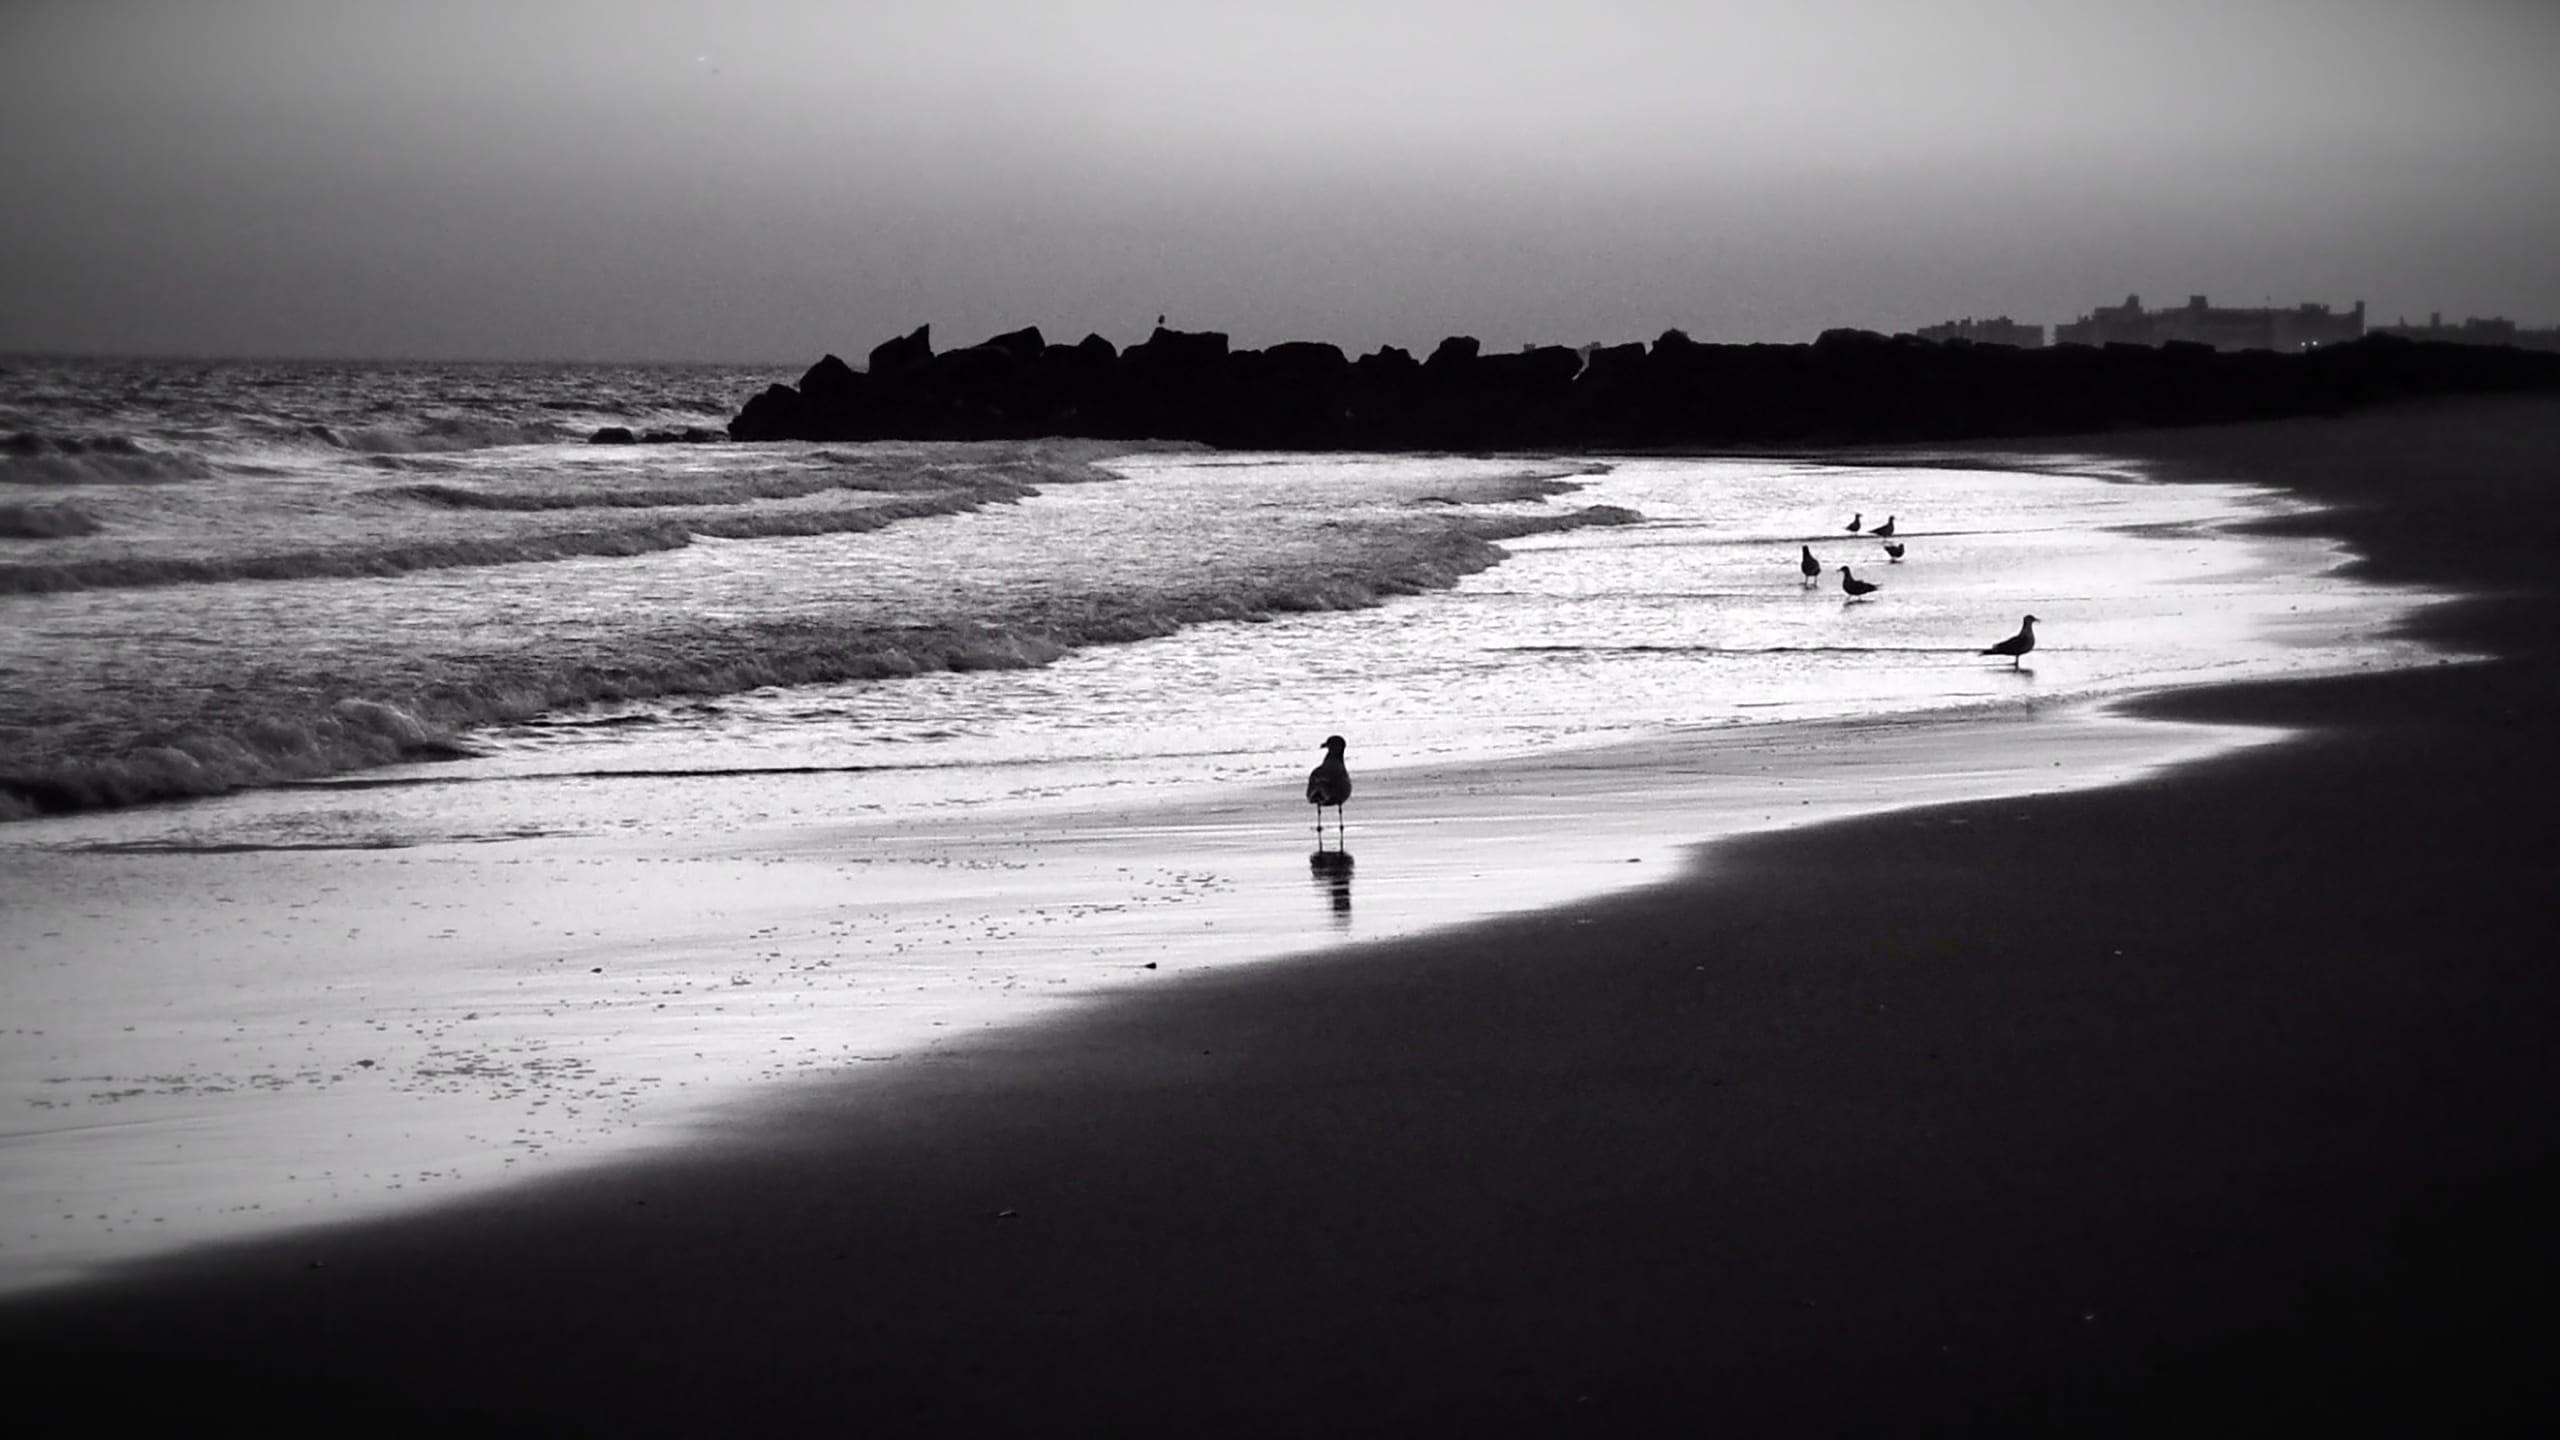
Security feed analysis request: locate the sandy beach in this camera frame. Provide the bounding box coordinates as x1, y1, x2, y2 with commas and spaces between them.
6, 396, 2557, 1433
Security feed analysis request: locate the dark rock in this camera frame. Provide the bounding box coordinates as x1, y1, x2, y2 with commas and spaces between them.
1264, 340, 1349, 373
867, 325, 934, 383
1125, 326, 1230, 372
726, 383, 807, 441
1423, 336, 1481, 373
1117, 328, 1235, 439
1649, 328, 1713, 381
1579, 342, 1648, 387
976, 326, 1047, 363
1517, 345, 1584, 387
724, 322, 2560, 450
921, 345, 1034, 435
797, 354, 864, 416
1355, 344, 1417, 375
1814, 327, 1894, 352
1226, 342, 1355, 445
588, 426, 638, 445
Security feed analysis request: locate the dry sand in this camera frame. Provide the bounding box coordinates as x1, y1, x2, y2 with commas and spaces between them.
5, 395, 2557, 1433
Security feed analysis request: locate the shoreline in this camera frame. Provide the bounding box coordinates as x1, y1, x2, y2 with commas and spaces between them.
0, 693, 2288, 1298
0, 428, 2416, 1297
6, 396, 2556, 1428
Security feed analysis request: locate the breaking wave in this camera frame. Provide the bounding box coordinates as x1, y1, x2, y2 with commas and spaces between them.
0, 491, 1023, 594
0, 500, 1637, 820
0, 501, 102, 539
2, 433, 218, 485
318, 417, 571, 453
375, 462, 1006, 512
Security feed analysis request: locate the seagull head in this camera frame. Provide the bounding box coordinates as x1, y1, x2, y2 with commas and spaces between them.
1321, 734, 1346, 753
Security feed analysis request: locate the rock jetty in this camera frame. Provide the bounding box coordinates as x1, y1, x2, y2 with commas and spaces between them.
725, 324, 2560, 449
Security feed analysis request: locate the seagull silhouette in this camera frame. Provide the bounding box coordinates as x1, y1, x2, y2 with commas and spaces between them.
1306, 734, 1352, 847
1845, 512, 1863, 534
1873, 515, 1897, 538
1839, 565, 1879, 599
1799, 544, 1822, 584
1882, 540, 1906, 562
1982, 614, 2040, 667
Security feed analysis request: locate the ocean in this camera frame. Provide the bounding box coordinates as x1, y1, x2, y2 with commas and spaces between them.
0, 355, 2447, 1290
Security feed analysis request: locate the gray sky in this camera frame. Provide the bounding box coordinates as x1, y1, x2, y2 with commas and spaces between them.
4, 0, 2555, 362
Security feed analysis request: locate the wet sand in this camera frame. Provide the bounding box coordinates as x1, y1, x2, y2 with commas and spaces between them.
6, 396, 2558, 1432
0, 699, 2277, 1295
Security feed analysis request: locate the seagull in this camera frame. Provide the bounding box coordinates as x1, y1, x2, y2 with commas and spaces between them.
1982, 614, 2040, 667
1873, 515, 1897, 538
1799, 544, 1822, 584
1846, 512, 1863, 533
1882, 540, 1906, 562
1306, 734, 1352, 847
1838, 565, 1879, 599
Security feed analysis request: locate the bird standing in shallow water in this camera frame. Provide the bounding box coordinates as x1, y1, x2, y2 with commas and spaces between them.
1982, 614, 2040, 667
1845, 512, 1863, 534
1306, 735, 1352, 848
1799, 544, 1822, 585
1839, 566, 1879, 599
1873, 515, 1897, 538
1882, 540, 1906, 562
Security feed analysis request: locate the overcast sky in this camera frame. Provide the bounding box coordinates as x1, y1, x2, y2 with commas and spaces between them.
3, 0, 2555, 362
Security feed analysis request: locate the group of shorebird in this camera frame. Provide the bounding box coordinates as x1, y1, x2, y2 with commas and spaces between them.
1810, 510, 1904, 596
1302, 511, 2041, 846
1803, 511, 2038, 669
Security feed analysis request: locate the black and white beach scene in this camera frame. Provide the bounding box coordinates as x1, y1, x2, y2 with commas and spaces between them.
5, 2, 2559, 1432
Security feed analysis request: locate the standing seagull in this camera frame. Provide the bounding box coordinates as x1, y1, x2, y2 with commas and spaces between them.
1982, 614, 2040, 667
1838, 565, 1879, 599
1799, 544, 1822, 585
1845, 512, 1864, 534
1306, 734, 1353, 848
1873, 515, 1897, 538
1882, 540, 1906, 562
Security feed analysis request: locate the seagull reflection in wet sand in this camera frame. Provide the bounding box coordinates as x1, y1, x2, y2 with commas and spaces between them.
1310, 849, 1354, 921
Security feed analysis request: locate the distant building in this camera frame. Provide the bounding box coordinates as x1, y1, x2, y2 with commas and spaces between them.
2052, 294, 2365, 352
2371, 312, 2560, 353
1913, 316, 2045, 348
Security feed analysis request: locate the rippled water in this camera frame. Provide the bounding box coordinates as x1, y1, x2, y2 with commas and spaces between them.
5, 358, 2426, 840
43, 445, 2412, 851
